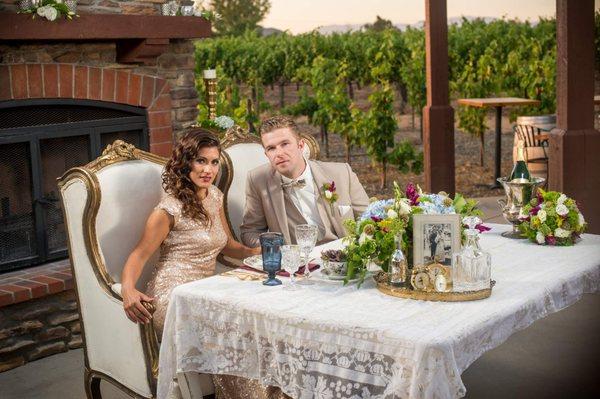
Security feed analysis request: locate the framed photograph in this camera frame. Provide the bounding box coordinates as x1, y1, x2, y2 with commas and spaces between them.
412, 214, 461, 267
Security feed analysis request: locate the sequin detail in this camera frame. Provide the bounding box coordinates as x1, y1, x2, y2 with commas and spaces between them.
212, 375, 291, 399
146, 185, 228, 337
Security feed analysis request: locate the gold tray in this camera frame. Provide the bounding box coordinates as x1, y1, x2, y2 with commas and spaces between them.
374, 272, 494, 302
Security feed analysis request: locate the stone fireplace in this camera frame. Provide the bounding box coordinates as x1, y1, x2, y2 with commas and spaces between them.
0, 3, 211, 371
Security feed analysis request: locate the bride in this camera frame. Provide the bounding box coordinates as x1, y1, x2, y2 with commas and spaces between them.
119, 128, 289, 399
119, 128, 258, 335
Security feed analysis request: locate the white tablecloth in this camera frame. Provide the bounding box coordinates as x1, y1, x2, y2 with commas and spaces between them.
157, 224, 600, 399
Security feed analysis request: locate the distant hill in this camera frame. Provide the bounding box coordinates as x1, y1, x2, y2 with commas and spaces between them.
262, 16, 501, 35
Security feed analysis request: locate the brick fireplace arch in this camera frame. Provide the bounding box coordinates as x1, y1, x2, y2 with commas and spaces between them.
0, 63, 173, 157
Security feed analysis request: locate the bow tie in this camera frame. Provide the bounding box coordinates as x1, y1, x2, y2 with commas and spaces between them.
281, 178, 306, 190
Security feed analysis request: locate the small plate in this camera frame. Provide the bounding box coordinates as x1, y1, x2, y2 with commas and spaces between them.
243, 255, 263, 271
313, 269, 373, 284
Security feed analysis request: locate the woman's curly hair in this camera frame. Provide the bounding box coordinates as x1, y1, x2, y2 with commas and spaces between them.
162, 128, 221, 225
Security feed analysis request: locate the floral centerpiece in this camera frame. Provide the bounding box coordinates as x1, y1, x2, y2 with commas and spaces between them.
342, 182, 486, 286
199, 115, 235, 133
18, 0, 77, 21
518, 189, 586, 246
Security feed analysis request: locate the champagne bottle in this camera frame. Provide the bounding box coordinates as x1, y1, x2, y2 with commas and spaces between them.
509, 140, 531, 183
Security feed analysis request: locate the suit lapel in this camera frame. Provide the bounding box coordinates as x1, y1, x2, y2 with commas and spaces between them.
308, 161, 345, 238
267, 169, 291, 244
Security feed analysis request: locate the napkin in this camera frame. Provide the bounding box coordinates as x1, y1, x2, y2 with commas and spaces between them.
238, 263, 320, 277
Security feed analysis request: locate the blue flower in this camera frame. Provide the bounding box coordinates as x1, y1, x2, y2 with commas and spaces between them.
359, 199, 395, 221
418, 194, 456, 214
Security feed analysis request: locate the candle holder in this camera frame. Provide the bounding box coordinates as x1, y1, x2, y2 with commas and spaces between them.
203, 69, 217, 120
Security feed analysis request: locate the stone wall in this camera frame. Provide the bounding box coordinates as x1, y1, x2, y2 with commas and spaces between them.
0, 290, 82, 372
0, 0, 202, 140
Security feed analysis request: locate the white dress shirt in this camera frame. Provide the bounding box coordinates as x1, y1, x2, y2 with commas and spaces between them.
281, 163, 325, 239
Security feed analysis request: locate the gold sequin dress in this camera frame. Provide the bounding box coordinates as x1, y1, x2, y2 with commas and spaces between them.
146, 185, 228, 337
147, 186, 290, 399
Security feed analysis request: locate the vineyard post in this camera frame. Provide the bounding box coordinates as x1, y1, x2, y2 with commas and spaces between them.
423, 0, 455, 195
550, 0, 600, 233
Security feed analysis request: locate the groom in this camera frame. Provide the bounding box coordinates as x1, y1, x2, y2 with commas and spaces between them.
240, 116, 369, 247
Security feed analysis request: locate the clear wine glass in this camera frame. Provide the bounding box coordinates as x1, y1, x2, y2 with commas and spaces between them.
294, 224, 319, 285
281, 244, 301, 291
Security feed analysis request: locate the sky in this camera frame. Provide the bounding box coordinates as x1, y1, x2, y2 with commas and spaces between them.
262, 0, 600, 34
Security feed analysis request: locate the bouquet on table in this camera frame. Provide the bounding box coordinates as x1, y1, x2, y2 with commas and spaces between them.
518, 189, 586, 246
343, 182, 487, 286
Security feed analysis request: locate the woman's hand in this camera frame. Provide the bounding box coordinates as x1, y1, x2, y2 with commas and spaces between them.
249, 246, 261, 256
122, 286, 154, 324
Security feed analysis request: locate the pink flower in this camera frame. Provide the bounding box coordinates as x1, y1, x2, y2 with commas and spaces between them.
405, 183, 419, 206
545, 235, 557, 245
475, 224, 491, 233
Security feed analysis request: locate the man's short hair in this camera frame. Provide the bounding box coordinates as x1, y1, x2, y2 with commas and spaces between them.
259, 115, 300, 138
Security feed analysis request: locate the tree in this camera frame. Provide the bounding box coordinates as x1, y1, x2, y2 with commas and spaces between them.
363, 15, 396, 32
211, 0, 271, 36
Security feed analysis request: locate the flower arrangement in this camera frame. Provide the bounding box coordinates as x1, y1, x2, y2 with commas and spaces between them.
518, 189, 586, 246
343, 182, 485, 286
18, 0, 77, 21
199, 115, 235, 133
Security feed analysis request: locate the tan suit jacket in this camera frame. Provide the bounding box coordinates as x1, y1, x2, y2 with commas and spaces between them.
240, 160, 369, 247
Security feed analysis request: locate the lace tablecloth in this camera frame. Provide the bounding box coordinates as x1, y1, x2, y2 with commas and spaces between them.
157, 224, 600, 399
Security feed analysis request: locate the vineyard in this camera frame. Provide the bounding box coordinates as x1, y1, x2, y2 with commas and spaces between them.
194, 16, 597, 194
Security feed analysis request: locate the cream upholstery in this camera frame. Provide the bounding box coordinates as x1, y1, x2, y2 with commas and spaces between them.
59, 141, 214, 399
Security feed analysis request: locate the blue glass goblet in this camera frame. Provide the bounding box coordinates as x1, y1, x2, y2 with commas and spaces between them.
259, 232, 284, 286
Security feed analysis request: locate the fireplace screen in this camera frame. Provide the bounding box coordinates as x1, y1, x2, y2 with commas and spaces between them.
0, 99, 148, 272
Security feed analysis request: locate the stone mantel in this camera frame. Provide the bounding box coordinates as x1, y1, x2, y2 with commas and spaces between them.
0, 13, 211, 63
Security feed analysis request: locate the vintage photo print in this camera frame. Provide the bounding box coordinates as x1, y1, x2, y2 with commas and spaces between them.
412, 214, 461, 267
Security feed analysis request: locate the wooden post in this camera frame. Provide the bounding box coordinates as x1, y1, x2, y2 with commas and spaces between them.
550, 0, 600, 233
423, 0, 455, 195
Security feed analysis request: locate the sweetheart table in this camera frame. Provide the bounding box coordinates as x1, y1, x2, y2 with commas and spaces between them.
157, 224, 600, 399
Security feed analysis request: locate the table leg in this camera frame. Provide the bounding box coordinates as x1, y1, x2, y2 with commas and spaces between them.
490, 106, 502, 189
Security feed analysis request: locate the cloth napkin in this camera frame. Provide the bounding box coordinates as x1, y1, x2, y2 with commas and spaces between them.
238, 263, 320, 277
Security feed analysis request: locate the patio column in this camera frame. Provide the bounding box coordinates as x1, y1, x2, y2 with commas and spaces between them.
423, 0, 455, 195
550, 0, 600, 233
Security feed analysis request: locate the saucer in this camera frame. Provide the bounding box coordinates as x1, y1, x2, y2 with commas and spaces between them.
242, 255, 263, 271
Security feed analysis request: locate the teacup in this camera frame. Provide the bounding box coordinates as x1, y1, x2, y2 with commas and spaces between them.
323, 259, 347, 276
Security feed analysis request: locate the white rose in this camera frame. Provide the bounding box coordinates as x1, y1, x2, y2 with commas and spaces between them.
324, 190, 333, 199
37, 5, 49, 18
45, 6, 59, 21
537, 209, 547, 223
554, 228, 571, 238
557, 194, 567, 204
518, 208, 528, 219
556, 204, 569, 217
387, 209, 398, 219
398, 199, 412, 215
578, 213, 586, 226
536, 231, 545, 244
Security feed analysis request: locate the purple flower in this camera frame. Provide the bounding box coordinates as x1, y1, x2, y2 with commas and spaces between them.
546, 236, 557, 245
530, 206, 540, 216
405, 183, 419, 206
475, 224, 491, 233
371, 216, 382, 223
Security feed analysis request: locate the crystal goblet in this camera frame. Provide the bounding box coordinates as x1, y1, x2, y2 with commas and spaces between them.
259, 232, 284, 286
295, 224, 319, 285
281, 244, 301, 290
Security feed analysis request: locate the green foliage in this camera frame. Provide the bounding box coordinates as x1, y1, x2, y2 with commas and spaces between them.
210, 0, 271, 36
